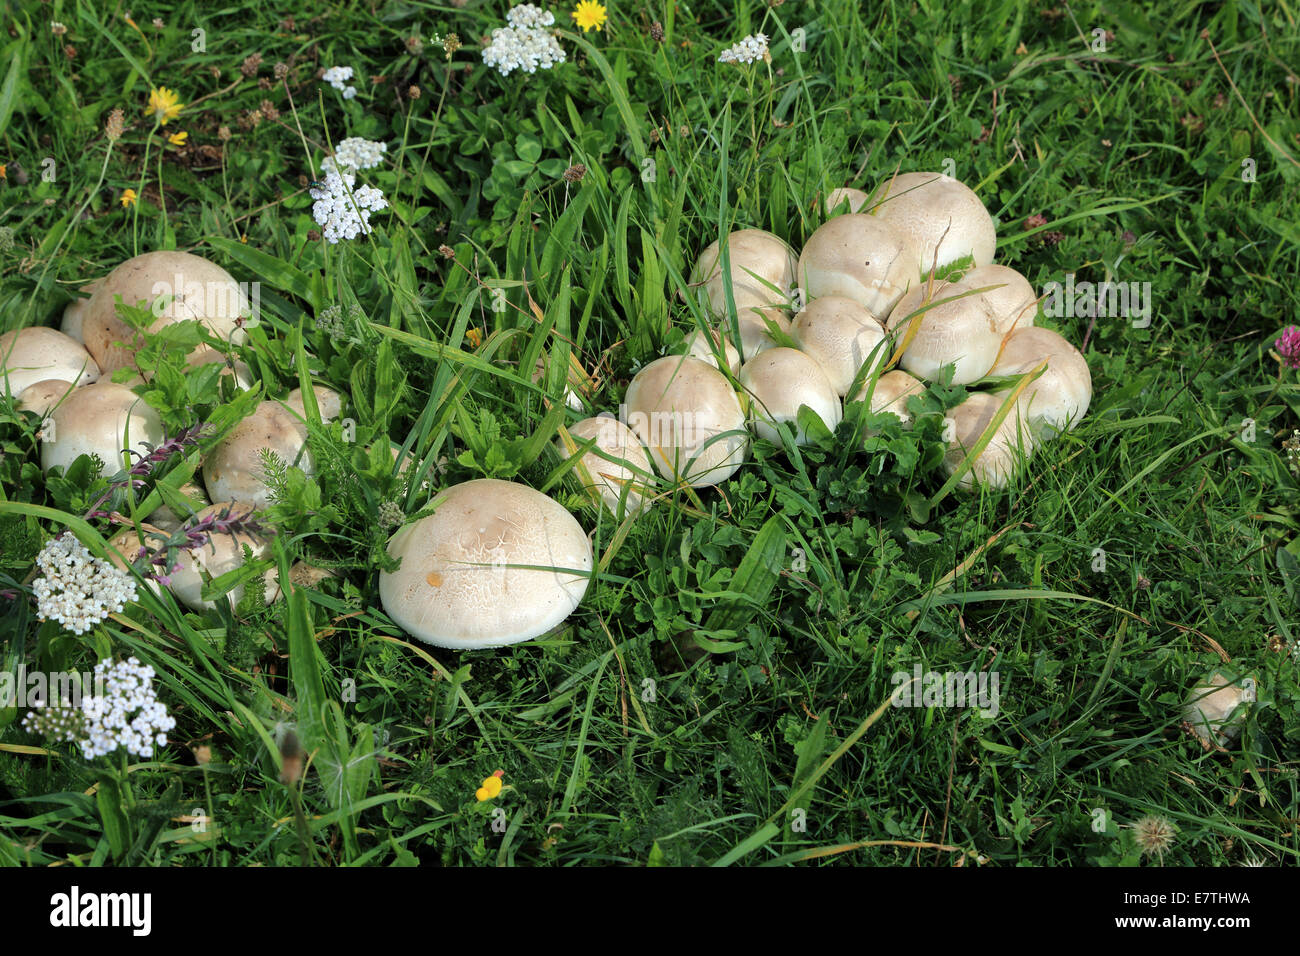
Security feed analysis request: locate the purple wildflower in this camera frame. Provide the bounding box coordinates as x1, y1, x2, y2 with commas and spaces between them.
84, 423, 211, 521
1275, 326, 1300, 369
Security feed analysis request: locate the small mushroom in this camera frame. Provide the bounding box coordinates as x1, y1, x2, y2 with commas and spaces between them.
623, 355, 748, 487
866, 171, 997, 273
263, 561, 337, 604
16, 378, 78, 416
740, 348, 843, 445
887, 278, 1004, 385
60, 279, 103, 344
202, 400, 313, 509
941, 392, 1035, 490
378, 478, 593, 648
824, 187, 869, 217
854, 370, 927, 427
0, 327, 100, 398
146, 479, 211, 532
796, 214, 919, 318
285, 385, 343, 423
692, 228, 798, 311
186, 348, 254, 391
959, 264, 1037, 333
106, 525, 167, 598
81, 250, 249, 373
40, 380, 165, 475
531, 354, 591, 412
1184, 671, 1254, 747
791, 295, 888, 396
987, 327, 1092, 438
166, 503, 273, 611
556, 415, 654, 516
684, 327, 742, 376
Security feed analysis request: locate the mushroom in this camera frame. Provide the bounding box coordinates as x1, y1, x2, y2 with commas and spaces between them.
556, 414, 654, 516
60, 279, 103, 344
692, 228, 798, 312
725, 290, 793, 360
106, 525, 168, 598
40, 380, 165, 475
866, 171, 997, 273
684, 327, 742, 376
796, 214, 919, 318
623, 354, 748, 487
531, 353, 591, 412
1184, 671, 1254, 746
285, 385, 343, 423
825, 187, 869, 216
166, 502, 273, 611
146, 478, 211, 532
854, 370, 926, 427
263, 561, 337, 604
80, 250, 249, 373
791, 295, 889, 396
740, 348, 843, 445
941, 392, 1035, 490
886, 278, 1004, 385
378, 478, 593, 648
16, 379, 78, 416
987, 327, 1092, 438
186, 348, 254, 391
958, 264, 1037, 332
202, 400, 313, 509
0, 327, 100, 398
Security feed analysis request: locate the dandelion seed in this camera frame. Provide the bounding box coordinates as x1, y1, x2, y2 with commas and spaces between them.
718, 33, 769, 65
1132, 814, 1177, 862
571, 0, 607, 33
120, 188, 138, 207
146, 87, 184, 125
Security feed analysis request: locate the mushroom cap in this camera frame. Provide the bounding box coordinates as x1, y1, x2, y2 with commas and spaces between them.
959, 264, 1037, 333
796, 214, 919, 318
40, 380, 164, 475
684, 327, 742, 376
16, 378, 78, 416
855, 370, 926, 427
886, 279, 1005, 384
263, 561, 336, 605
106, 525, 167, 597
623, 354, 748, 487
186, 348, 254, 390
988, 326, 1092, 437
791, 295, 888, 396
557, 415, 654, 516
166, 502, 272, 611
286, 385, 343, 423
531, 355, 589, 412
867, 171, 997, 273
740, 347, 843, 445
146, 478, 211, 532
1184, 672, 1253, 746
202, 400, 313, 509
692, 229, 798, 307
378, 479, 593, 649
0, 327, 100, 398
941, 392, 1035, 490
60, 279, 103, 344
825, 187, 870, 217
81, 251, 249, 373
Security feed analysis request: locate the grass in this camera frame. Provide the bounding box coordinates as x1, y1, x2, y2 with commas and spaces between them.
0, 0, 1298, 866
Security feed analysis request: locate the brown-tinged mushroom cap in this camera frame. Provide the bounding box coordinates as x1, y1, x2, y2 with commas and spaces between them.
796, 214, 919, 318
40, 380, 165, 475
106, 524, 168, 598
81, 250, 249, 373
623, 354, 748, 487
60, 279, 104, 344
791, 295, 888, 396
556, 414, 654, 516
202, 400, 313, 509
988, 326, 1092, 438
866, 171, 997, 273
941, 392, 1035, 490
166, 502, 273, 611
958, 264, 1037, 333
378, 478, 593, 648
0, 327, 100, 398
886, 278, 1004, 385
854, 370, 926, 427
146, 478, 211, 532
739, 347, 843, 445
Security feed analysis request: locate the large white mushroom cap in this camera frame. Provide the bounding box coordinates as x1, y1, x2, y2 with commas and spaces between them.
866, 171, 997, 273
202, 400, 314, 509
16, 378, 78, 416
887, 278, 1005, 385
854, 370, 926, 427
624, 355, 748, 487
959, 264, 1037, 333
692, 228, 798, 311
0, 327, 100, 398
988, 327, 1092, 438
791, 295, 888, 396
379, 479, 593, 649
40, 380, 165, 475
740, 348, 843, 445
81, 250, 249, 373
796, 214, 919, 318
558, 414, 654, 516
941, 392, 1035, 490
166, 502, 273, 611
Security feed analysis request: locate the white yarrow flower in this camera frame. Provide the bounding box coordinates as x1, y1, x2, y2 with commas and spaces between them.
506, 3, 556, 28
322, 65, 358, 99
32, 533, 138, 635
718, 33, 770, 65
481, 5, 566, 76
333, 137, 388, 171
310, 164, 389, 243
76, 657, 176, 760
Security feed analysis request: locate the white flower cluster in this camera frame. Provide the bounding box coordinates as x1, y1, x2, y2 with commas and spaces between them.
718, 33, 770, 64
482, 5, 566, 76
322, 65, 358, 99
310, 163, 389, 243
33, 533, 138, 635
77, 658, 176, 760
332, 137, 387, 171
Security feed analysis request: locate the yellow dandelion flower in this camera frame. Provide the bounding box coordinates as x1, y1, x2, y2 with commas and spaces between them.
146, 87, 184, 125
475, 770, 504, 801
120, 188, 138, 207
167, 131, 188, 146
571, 1, 607, 33
465, 327, 482, 348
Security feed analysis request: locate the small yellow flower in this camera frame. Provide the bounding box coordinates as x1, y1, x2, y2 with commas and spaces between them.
465, 327, 482, 348
475, 769, 504, 801
146, 86, 184, 125
119, 188, 138, 207
571, 0, 608, 32
0, 164, 6, 180
167, 131, 188, 146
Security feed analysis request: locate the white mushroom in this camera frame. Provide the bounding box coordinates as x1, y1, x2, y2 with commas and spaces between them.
556, 415, 654, 516
791, 295, 888, 396
866, 171, 997, 273
959, 264, 1037, 333
202, 401, 313, 509
740, 348, 843, 445
941, 392, 1035, 490
824, 187, 869, 216
187, 348, 254, 391
886, 278, 1005, 385
987, 327, 1092, 439
623, 354, 748, 487
166, 502, 273, 611
285, 385, 343, 423
796, 214, 919, 318
40, 380, 165, 475
16, 379, 78, 416
1184, 671, 1254, 746
146, 478, 211, 532
378, 479, 593, 648
81, 250, 249, 373
854, 370, 927, 427
106, 525, 166, 598
60, 279, 103, 344
684, 327, 742, 376
0, 327, 100, 398
692, 228, 798, 311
